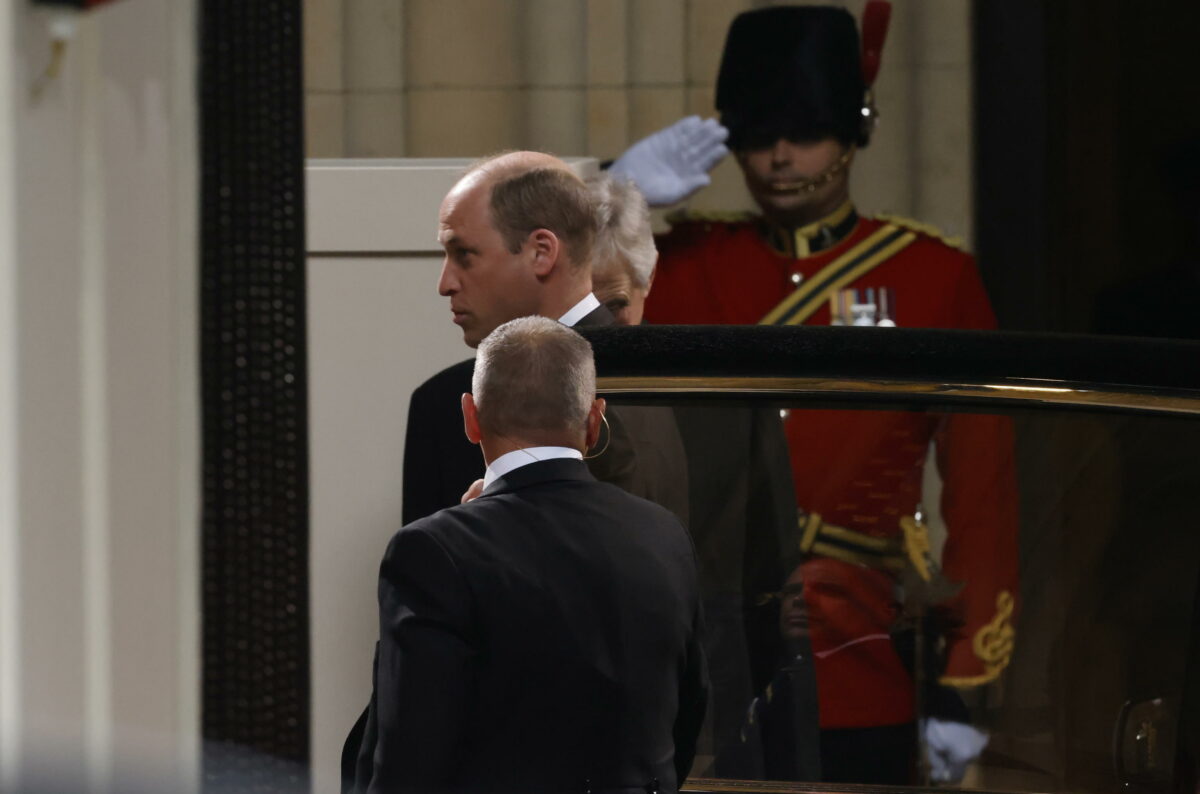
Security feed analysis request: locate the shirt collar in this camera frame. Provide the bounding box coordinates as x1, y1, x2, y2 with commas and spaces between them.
482, 446, 584, 490
760, 199, 859, 258
557, 293, 602, 327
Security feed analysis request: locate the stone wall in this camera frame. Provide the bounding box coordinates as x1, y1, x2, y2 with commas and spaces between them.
305, 0, 975, 259
307, 0, 974, 242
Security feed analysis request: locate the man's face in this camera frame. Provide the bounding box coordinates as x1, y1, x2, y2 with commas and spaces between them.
736, 137, 850, 225
778, 566, 810, 641
593, 262, 649, 326
437, 179, 541, 348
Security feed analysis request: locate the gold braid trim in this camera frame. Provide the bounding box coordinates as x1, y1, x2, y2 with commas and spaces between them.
939, 590, 1016, 688
940, 670, 1003, 687
797, 511, 823, 554
872, 212, 967, 251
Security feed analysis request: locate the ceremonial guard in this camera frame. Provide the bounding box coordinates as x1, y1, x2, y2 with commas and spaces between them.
631, 5, 1020, 783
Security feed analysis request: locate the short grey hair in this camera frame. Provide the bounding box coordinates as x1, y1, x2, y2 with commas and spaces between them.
472, 316, 595, 438
589, 174, 657, 287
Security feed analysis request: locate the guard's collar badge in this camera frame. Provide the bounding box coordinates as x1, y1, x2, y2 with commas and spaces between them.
761, 200, 859, 258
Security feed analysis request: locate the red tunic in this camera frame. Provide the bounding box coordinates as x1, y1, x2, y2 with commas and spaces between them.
646, 211, 1019, 729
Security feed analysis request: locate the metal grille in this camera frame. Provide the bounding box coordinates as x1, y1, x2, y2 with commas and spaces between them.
200, 0, 310, 788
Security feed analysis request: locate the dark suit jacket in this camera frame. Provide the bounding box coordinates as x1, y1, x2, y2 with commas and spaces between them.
346, 458, 708, 793
400, 305, 689, 526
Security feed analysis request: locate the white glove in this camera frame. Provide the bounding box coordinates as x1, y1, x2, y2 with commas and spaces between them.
608, 116, 730, 207
923, 718, 988, 784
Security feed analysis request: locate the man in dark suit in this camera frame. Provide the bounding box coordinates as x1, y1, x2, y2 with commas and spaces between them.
401, 151, 688, 525
345, 317, 708, 794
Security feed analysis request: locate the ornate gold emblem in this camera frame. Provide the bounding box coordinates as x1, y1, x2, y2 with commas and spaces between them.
973, 590, 1015, 676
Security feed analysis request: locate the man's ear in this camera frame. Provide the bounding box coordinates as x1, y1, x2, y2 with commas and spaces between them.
646, 262, 657, 294
527, 228, 562, 278
585, 397, 607, 450
462, 393, 482, 446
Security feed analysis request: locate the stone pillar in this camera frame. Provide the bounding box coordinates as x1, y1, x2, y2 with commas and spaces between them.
585, 0, 630, 158
524, 0, 588, 155
405, 0, 525, 155
627, 0, 687, 140
305, 0, 346, 155
680, 0, 758, 215
911, 0, 973, 242
345, 0, 406, 156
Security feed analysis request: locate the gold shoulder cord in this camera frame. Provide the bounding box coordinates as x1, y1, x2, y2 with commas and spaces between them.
872, 212, 967, 251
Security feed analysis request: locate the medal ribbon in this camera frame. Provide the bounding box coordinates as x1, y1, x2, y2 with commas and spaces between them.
759, 224, 916, 326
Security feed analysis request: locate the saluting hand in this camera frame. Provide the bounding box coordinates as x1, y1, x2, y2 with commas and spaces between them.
609, 116, 729, 207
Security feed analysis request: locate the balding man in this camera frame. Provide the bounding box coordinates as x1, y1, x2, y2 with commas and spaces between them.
401, 152, 688, 526
437, 151, 595, 348
346, 317, 708, 794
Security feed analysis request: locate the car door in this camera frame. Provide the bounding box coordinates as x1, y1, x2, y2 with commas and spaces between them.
584, 324, 1200, 794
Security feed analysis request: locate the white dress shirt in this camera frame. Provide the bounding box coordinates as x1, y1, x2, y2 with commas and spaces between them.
482, 446, 583, 490
557, 293, 601, 328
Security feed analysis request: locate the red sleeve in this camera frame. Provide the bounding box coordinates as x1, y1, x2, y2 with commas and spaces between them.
934, 411, 1020, 686
646, 224, 710, 325
934, 252, 1019, 685
951, 250, 998, 330
646, 222, 775, 326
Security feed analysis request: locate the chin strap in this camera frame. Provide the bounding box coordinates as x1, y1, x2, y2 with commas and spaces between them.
769, 146, 855, 195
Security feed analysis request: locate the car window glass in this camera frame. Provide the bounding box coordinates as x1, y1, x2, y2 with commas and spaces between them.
601, 395, 1200, 792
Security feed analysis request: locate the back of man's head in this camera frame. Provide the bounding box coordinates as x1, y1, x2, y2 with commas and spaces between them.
486, 166, 596, 271
472, 316, 595, 443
